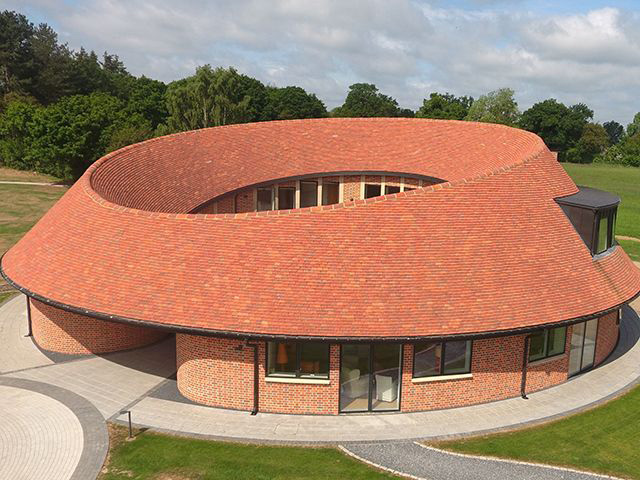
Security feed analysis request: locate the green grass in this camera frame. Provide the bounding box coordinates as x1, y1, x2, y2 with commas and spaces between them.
100, 426, 395, 480
0, 167, 60, 183
0, 291, 17, 304
619, 239, 640, 262
439, 385, 640, 479
562, 163, 640, 239
0, 183, 66, 255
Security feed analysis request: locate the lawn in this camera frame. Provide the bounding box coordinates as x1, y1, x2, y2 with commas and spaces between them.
100, 425, 395, 480
438, 384, 640, 479
0, 183, 66, 255
562, 163, 640, 239
0, 292, 17, 304
618, 239, 640, 262
0, 167, 60, 183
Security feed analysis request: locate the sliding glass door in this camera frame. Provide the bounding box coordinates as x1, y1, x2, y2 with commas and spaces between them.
339, 344, 402, 412
568, 319, 598, 377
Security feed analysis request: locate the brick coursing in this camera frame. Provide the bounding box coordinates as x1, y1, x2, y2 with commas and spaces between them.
176, 335, 340, 414
30, 299, 168, 355
174, 315, 613, 415
594, 311, 619, 366
342, 175, 362, 202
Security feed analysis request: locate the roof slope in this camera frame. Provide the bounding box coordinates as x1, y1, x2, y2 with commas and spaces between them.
2, 119, 639, 339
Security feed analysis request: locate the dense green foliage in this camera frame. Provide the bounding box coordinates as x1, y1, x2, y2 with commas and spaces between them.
1, 9, 639, 179
465, 88, 519, 126
101, 427, 394, 480
440, 385, 640, 479
416, 92, 472, 120
332, 83, 405, 118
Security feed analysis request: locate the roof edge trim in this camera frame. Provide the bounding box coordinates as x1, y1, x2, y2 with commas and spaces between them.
2, 253, 637, 344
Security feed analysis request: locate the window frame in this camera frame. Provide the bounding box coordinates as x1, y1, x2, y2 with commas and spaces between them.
528, 326, 567, 363
412, 340, 473, 379
364, 183, 382, 199
594, 207, 617, 254
299, 180, 318, 208
257, 187, 273, 212
266, 341, 330, 379
277, 186, 295, 210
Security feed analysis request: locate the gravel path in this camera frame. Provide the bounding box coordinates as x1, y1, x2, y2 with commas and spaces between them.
341, 442, 618, 480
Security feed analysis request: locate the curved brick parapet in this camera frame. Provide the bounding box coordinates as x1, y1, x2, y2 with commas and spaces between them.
30, 299, 168, 355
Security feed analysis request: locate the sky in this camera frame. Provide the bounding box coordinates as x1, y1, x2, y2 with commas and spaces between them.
3, 0, 640, 125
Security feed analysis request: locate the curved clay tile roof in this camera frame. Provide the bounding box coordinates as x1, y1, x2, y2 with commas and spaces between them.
2, 118, 639, 340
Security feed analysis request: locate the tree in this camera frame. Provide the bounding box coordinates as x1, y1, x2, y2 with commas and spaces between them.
30, 23, 73, 104
627, 113, 640, 138
333, 83, 400, 117
416, 92, 472, 120
165, 65, 259, 132
265, 86, 326, 120
26, 92, 128, 178
0, 11, 36, 96
67, 48, 108, 95
603, 120, 624, 145
597, 133, 640, 167
566, 123, 609, 164
0, 99, 41, 170
520, 99, 587, 153
465, 88, 519, 126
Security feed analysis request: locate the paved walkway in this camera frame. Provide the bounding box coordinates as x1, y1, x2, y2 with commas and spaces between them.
341, 442, 617, 480
0, 289, 638, 479
0, 377, 107, 480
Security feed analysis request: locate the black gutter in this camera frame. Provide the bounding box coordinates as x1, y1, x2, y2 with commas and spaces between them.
246, 342, 259, 415
520, 335, 530, 399
2, 253, 638, 344
25, 296, 32, 337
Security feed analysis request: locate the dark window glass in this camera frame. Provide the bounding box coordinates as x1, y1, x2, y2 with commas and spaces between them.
267, 342, 296, 376
300, 181, 318, 208
257, 188, 272, 211
443, 340, 472, 374
413, 342, 441, 377
528, 331, 546, 361
413, 341, 472, 378
300, 343, 330, 378
610, 210, 617, 247
404, 187, 415, 191
529, 326, 566, 362
278, 187, 295, 210
322, 182, 340, 205
597, 214, 609, 254
547, 327, 567, 356
267, 342, 329, 379
364, 184, 381, 199
559, 204, 596, 253
385, 185, 401, 194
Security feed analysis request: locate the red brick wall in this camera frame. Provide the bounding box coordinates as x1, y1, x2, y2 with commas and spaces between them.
595, 311, 619, 366
175, 315, 614, 415
343, 175, 361, 202
30, 299, 168, 355
234, 189, 254, 213
176, 335, 340, 414
400, 330, 572, 412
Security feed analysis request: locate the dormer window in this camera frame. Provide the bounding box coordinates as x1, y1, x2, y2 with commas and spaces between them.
557, 187, 620, 256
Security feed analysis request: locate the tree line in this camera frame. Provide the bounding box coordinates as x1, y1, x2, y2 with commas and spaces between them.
1, 10, 638, 180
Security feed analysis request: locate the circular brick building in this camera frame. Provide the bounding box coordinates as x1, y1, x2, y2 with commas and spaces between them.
2, 118, 639, 415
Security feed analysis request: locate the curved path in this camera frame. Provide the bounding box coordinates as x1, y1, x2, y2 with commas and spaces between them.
341, 442, 618, 480
0, 290, 639, 479
0, 377, 107, 480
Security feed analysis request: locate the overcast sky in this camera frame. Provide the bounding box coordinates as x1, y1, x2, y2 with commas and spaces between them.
4, 0, 640, 125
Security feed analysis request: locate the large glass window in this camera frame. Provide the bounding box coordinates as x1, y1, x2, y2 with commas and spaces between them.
300, 181, 318, 208
278, 187, 295, 210
528, 326, 567, 362
413, 340, 472, 378
597, 214, 609, 254
322, 181, 340, 205
257, 188, 273, 211
364, 184, 381, 199
267, 342, 329, 379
